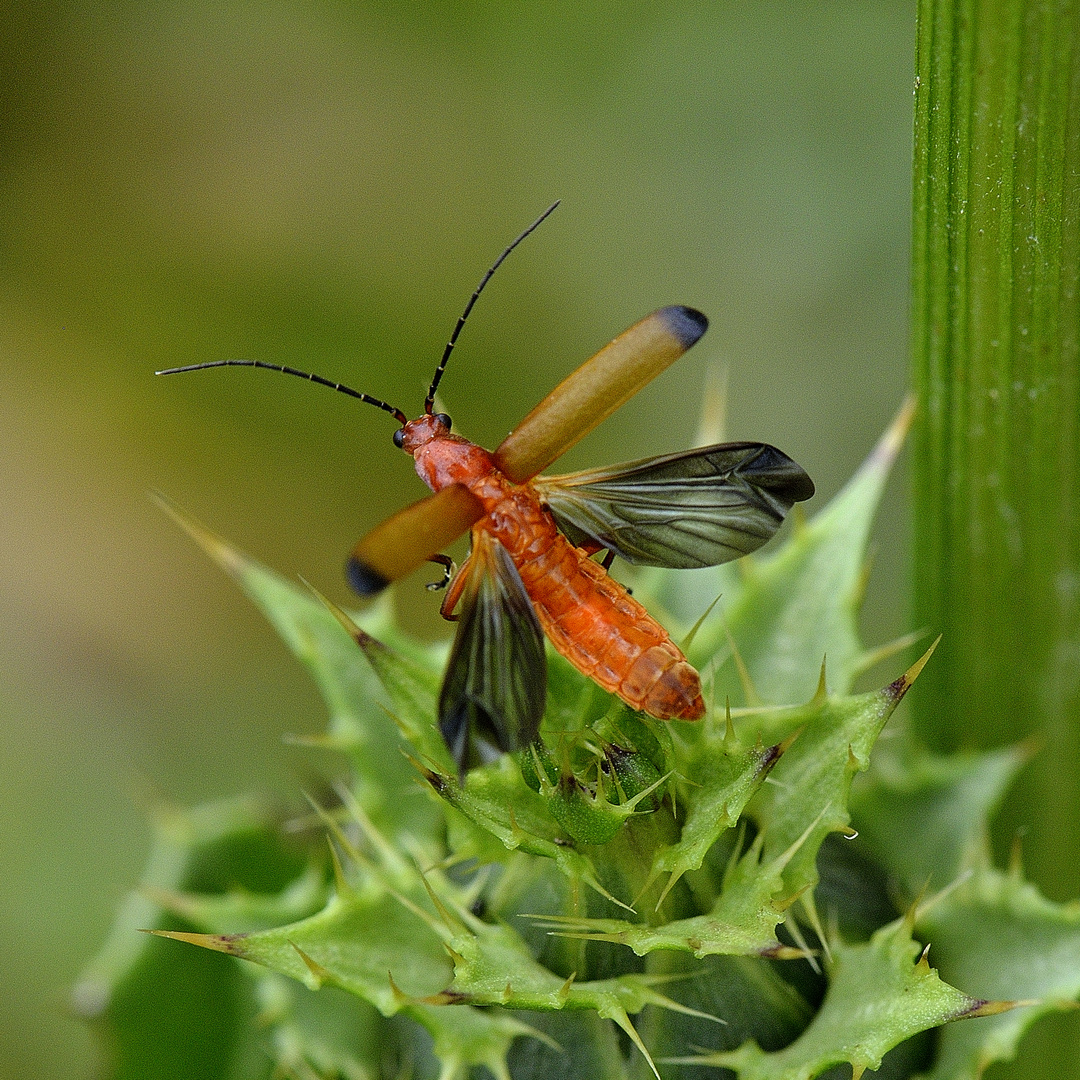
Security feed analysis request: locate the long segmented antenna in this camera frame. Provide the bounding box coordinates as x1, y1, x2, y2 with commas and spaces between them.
424, 200, 560, 414
155, 359, 408, 425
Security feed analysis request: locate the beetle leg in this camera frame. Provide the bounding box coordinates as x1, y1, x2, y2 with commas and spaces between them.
596, 548, 629, 590
439, 556, 471, 622
425, 553, 455, 591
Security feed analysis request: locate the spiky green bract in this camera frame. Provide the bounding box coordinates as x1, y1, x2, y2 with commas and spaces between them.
917, 869, 1080, 1080
644, 721, 782, 907
526, 669, 922, 965
851, 741, 1030, 895
144, 807, 547, 1079
154, 495, 449, 850
152, 793, 716, 1080
853, 739, 1080, 1078
666, 915, 999, 1080
71, 794, 342, 1080
531, 830, 802, 961
746, 664, 929, 931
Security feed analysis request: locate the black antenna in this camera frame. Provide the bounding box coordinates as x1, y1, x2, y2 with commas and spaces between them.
156, 359, 408, 425
424, 199, 560, 414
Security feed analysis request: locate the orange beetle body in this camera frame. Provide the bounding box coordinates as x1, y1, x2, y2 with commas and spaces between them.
402, 414, 705, 721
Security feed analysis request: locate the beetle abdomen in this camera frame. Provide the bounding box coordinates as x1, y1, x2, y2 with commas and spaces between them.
511, 528, 705, 721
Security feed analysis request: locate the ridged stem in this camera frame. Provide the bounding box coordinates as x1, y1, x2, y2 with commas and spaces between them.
911, 1, 1080, 1066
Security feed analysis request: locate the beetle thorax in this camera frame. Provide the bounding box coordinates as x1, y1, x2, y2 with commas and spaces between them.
405, 419, 496, 493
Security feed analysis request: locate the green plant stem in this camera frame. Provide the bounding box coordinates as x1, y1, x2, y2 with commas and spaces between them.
911, 0, 1080, 1069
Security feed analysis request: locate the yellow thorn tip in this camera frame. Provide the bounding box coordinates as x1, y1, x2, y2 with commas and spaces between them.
142, 928, 241, 955
151, 492, 245, 575
290, 941, 332, 987
870, 394, 917, 471
886, 634, 941, 701
812, 656, 828, 704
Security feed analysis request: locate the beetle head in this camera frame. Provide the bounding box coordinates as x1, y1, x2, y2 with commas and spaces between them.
394, 412, 453, 452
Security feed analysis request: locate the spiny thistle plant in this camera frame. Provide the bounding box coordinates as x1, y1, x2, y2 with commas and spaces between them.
74, 398, 1080, 1080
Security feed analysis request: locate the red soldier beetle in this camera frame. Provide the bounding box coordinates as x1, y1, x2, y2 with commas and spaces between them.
159, 203, 814, 773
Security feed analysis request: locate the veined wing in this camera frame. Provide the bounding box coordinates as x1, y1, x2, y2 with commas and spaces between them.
438, 531, 547, 775
533, 441, 815, 569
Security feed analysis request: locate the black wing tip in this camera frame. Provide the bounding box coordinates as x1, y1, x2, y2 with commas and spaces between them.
748, 445, 815, 504
346, 556, 390, 596
793, 473, 816, 502
658, 306, 709, 349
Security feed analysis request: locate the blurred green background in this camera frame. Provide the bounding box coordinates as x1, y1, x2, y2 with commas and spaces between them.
0, 2, 915, 1076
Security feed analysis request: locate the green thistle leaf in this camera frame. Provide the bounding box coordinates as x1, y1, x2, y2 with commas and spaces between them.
667, 915, 1007, 1080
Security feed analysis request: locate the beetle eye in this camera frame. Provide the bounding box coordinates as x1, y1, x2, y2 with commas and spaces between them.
433, 412, 452, 431
392, 428, 405, 448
